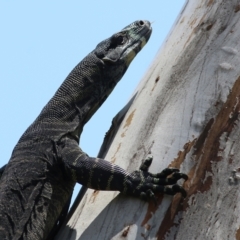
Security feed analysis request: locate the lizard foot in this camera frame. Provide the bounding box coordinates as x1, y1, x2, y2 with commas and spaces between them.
124, 156, 188, 201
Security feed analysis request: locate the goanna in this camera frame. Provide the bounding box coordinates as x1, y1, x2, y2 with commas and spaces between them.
0, 20, 188, 240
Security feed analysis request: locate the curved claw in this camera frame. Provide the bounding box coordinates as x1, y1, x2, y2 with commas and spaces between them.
172, 184, 187, 198
146, 189, 157, 205
153, 168, 180, 178
163, 167, 180, 173
140, 189, 157, 205
172, 172, 188, 181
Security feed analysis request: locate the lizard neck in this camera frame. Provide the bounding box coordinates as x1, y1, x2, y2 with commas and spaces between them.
24, 53, 116, 141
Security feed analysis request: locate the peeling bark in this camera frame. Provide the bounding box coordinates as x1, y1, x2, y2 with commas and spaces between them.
57, 0, 240, 239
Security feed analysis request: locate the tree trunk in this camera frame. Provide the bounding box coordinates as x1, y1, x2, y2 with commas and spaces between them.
57, 0, 240, 239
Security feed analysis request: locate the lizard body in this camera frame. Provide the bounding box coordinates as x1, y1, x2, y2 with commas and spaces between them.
0, 20, 187, 240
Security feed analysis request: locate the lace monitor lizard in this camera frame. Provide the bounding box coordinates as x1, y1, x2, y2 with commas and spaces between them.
0, 20, 188, 240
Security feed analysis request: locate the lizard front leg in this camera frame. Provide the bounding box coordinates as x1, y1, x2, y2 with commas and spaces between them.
60, 137, 187, 201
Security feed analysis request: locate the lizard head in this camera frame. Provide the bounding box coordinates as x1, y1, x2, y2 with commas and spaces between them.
94, 20, 152, 81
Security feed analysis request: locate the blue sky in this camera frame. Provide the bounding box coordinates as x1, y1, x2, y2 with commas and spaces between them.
0, 1, 185, 204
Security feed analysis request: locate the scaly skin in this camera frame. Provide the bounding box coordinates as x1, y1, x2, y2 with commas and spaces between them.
0, 20, 187, 240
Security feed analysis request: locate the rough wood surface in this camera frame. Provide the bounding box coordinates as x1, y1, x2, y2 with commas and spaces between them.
57, 0, 240, 239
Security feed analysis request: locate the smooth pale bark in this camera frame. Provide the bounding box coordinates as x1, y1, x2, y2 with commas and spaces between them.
57, 0, 240, 239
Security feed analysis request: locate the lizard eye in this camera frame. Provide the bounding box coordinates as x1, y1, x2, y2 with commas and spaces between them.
116, 35, 125, 45
109, 34, 126, 48
117, 36, 123, 44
